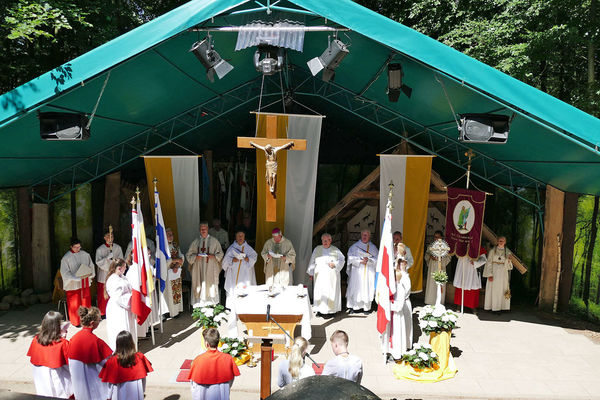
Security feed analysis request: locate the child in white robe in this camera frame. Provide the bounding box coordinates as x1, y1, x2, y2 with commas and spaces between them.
105, 258, 137, 350
322, 330, 363, 384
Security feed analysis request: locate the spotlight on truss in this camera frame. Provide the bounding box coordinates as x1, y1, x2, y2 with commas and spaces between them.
254, 45, 284, 75
387, 63, 412, 101
189, 37, 234, 82
307, 39, 349, 82
458, 114, 510, 144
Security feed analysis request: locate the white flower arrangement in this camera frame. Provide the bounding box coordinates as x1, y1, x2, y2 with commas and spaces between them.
417, 305, 458, 334
401, 343, 439, 369
192, 304, 230, 329
218, 337, 248, 360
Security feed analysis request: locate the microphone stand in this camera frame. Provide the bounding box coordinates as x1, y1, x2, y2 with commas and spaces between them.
266, 304, 319, 367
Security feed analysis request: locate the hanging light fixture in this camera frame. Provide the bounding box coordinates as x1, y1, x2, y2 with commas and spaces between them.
189, 36, 234, 82
307, 38, 349, 82
254, 45, 284, 75
387, 63, 412, 101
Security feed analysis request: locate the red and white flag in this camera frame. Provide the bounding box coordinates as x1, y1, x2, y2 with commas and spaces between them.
129, 200, 154, 325
375, 195, 396, 334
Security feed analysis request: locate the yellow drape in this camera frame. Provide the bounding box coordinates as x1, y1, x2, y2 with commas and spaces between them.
254, 114, 289, 284
404, 156, 432, 293
143, 157, 180, 244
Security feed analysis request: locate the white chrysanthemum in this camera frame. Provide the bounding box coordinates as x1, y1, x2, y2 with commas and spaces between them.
419, 320, 428, 329
204, 309, 214, 317
423, 344, 432, 349
432, 306, 445, 317
408, 350, 416, 356
221, 343, 229, 350
441, 315, 450, 322
231, 350, 238, 356
428, 320, 438, 328
430, 352, 437, 358
418, 352, 428, 361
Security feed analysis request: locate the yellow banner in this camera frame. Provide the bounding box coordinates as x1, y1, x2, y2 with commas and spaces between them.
143, 157, 179, 244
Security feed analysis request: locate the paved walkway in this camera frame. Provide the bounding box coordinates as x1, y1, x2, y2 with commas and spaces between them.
1, 300, 599, 400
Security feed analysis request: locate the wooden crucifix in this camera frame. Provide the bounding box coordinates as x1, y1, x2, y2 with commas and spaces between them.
237, 114, 306, 222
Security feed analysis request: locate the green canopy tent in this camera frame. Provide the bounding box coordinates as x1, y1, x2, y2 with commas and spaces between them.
1, 0, 599, 208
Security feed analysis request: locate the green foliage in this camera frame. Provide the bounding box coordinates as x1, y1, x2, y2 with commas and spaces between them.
418, 305, 458, 334
0, 189, 18, 293
569, 296, 600, 324
432, 270, 448, 284
218, 337, 248, 359
192, 304, 230, 329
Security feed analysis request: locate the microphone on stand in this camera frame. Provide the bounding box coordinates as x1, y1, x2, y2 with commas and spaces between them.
266, 304, 271, 322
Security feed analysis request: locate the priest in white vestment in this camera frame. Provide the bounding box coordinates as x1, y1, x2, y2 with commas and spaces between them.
95, 229, 124, 316
424, 231, 452, 305
453, 247, 487, 310
60, 239, 95, 326
383, 243, 412, 360
186, 222, 224, 306
307, 233, 345, 316
483, 236, 513, 311
105, 259, 137, 350
222, 231, 257, 308
165, 228, 184, 318
261, 228, 296, 286
393, 231, 414, 269
346, 230, 379, 313
208, 218, 230, 252
322, 330, 363, 383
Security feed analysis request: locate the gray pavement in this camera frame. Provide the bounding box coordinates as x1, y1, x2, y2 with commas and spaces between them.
1, 301, 599, 399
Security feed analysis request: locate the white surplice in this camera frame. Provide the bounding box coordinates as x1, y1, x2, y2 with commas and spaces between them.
105, 273, 137, 350
346, 241, 379, 311
95, 243, 124, 284
222, 241, 257, 308
69, 359, 108, 400
321, 354, 363, 384
32, 364, 72, 398
307, 245, 345, 314
382, 271, 412, 359
191, 380, 233, 400
453, 254, 487, 290
483, 246, 513, 311
107, 378, 145, 400
60, 250, 95, 292
424, 252, 451, 305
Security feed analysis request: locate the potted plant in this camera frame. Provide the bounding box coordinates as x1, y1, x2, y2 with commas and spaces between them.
400, 343, 439, 372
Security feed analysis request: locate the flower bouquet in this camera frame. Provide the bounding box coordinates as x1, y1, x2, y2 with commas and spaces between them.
400, 343, 439, 370
418, 305, 458, 334
219, 337, 251, 366
192, 304, 230, 329
432, 270, 448, 284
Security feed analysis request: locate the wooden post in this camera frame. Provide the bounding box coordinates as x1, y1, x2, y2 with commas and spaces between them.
260, 338, 273, 399
204, 150, 214, 222
539, 185, 565, 311
17, 188, 33, 289
103, 172, 121, 233
558, 192, 578, 311
32, 203, 52, 292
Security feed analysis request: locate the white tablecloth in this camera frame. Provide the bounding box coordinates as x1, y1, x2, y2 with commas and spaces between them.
227, 285, 312, 340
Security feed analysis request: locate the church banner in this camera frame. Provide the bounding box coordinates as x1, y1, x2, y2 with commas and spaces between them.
445, 187, 486, 259
380, 155, 433, 293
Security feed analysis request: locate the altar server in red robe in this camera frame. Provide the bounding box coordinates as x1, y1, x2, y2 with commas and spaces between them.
68, 306, 112, 400
188, 328, 240, 400
27, 311, 73, 398
99, 330, 153, 399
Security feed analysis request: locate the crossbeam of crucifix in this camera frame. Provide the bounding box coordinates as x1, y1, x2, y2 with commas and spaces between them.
237, 114, 307, 222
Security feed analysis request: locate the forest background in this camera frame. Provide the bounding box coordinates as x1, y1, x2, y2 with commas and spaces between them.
1, 0, 599, 321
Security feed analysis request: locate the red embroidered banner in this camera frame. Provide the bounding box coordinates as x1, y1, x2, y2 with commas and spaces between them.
445, 187, 486, 258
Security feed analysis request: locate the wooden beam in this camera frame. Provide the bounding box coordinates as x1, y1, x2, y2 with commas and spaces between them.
237, 137, 307, 151
481, 224, 527, 274
265, 118, 277, 222
351, 191, 379, 200
538, 185, 565, 311
428, 192, 447, 202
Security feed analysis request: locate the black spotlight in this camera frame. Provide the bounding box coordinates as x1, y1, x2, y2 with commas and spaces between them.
190, 37, 233, 82
458, 114, 510, 144
387, 63, 412, 101
39, 112, 90, 140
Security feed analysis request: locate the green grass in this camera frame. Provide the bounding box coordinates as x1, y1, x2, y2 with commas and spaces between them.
569, 296, 600, 324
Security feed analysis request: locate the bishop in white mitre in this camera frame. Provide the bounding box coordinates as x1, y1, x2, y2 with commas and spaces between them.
424, 231, 452, 305
483, 236, 513, 312
261, 228, 296, 286
186, 222, 224, 306
307, 233, 345, 316
222, 230, 257, 308
346, 229, 379, 313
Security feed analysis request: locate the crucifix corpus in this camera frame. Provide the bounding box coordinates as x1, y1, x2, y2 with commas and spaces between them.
237, 114, 307, 222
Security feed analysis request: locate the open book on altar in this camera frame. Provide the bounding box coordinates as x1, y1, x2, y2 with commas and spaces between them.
75, 264, 94, 278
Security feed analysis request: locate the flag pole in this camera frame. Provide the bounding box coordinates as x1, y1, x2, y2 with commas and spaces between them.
137, 187, 156, 346
154, 178, 164, 334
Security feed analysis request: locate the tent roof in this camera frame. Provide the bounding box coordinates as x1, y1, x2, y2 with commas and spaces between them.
1, 0, 599, 203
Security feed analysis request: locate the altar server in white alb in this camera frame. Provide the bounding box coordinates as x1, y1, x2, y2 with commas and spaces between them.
453, 246, 487, 311
385, 243, 412, 360
60, 238, 95, 327
322, 330, 363, 384
483, 236, 513, 312
261, 228, 296, 286
186, 222, 224, 306
222, 230, 257, 307
95, 228, 124, 316
346, 229, 379, 313
424, 231, 452, 305
105, 259, 137, 351
393, 231, 414, 269
307, 233, 345, 316
164, 228, 184, 318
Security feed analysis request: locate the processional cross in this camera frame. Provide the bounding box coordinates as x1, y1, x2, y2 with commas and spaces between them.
237, 114, 307, 222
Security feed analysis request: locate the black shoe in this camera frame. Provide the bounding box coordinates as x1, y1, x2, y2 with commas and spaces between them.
347, 309, 355, 314
363, 310, 372, 315
316, 312, 322, 317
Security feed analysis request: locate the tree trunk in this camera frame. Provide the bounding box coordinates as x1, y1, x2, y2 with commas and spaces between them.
583, 196, 599, 307
596, 274, 600, 304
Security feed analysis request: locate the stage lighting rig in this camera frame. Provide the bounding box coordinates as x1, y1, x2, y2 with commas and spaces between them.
458, 114, 510, 144
254, 45, 284, 75
387, 63, 412, 101
307, 38, 349, 82
189, 36, 234, 82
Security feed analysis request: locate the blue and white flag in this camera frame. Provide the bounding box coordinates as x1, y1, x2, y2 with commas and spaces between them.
154, 189, 170, 293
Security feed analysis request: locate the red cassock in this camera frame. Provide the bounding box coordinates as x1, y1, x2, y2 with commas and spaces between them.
187, 350, 240, 384
27, 337, 69, 368
67, 327, 112, 363
99, 353, 153, 384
